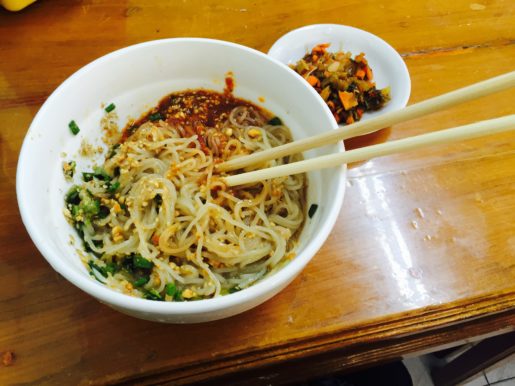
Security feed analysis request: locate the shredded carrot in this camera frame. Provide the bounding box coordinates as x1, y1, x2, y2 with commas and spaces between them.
365, 66, 373, 80
338, 91, 358, 110
151, 233, 160, 246
356, 69, 366, 79
346, 115, 355, 124
355, 53, 367, 64
312, 43, 330, 54
307, 75, 320, 87
312, 54, 318, 62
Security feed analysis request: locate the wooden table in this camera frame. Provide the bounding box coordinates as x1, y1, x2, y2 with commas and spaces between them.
1, 1, 514, 384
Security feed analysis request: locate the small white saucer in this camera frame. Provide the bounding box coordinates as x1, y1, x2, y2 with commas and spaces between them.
268, 24, 411, 120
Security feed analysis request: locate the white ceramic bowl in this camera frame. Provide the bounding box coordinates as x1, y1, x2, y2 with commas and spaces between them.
268, 24, 411, 120
17, 38, 346, 323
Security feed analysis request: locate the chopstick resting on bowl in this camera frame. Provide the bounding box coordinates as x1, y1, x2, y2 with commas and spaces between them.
221, 70, 515, 187
224, 114, 515, 186
217, 71, 515, 173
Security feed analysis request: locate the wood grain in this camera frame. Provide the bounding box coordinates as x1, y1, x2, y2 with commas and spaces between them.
1, 0, 514, 385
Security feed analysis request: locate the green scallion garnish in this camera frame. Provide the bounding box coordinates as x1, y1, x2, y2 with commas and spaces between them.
107, 144, 120, 159
69, 120, 80, 135
149, 112, 162, 121
174, 291, 183, 301
65, 186, 81, 204
82, 172, 94, 182
133, 254, 153, 269
98, 205, 110, 219
165, 283, 177, 297
308, 204, 318, 218
88, 260, 107, 278
104, 103, 116, 113
105, 263, 118, 275
63, 160, 76, 180
228, 285, 242, 294
268, 116, 282, 126
134, 276, 150, 287
144, 288, 163, 301
93, 166, 111, 181
107, 181, 120, 193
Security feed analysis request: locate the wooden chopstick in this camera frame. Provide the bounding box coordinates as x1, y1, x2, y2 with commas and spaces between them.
223, 114, 515, 186
217, 71, 515, 172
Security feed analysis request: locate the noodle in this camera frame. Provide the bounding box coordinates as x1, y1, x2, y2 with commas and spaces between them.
64, 90, 306, 301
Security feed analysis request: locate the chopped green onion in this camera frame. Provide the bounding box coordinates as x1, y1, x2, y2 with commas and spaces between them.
228, 285, 242, 294
70, 204, 81, 217
133, 254, 153, 269
165, 283, 177, 297
133, 276, 149, 287
268, 116, 282, 126
98, 205, 110, 219
121, 258, 134, 273
82, 172, 94, 182
174, 291, 184, 301
83, 168, 111, 182
89, 269, 106, 283
92, 239, 103, 248
105, 263, 118, 275
308, 204, 318, 218
87, 200, 100, 215
107, 144, 120, 159
63, 160, 76, 180
65, 186, 81, 204
144, 288, 163, 301
69, 120, 80, 135
104, 103, 116, 113
93, 166, 111, 181
88, 260, 107, 278
107, 181, 120, 193
80, 195, 100, 216
149, 112, 162, 121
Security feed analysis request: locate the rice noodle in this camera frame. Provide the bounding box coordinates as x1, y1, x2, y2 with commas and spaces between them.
67, 102, 306, 301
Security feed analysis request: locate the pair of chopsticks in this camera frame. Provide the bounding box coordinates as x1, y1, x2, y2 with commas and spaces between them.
220, 71, 515, 187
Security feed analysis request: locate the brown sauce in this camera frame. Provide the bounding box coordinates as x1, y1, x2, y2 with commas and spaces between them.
122, 89, 264, 142
118, 87, 308, 225
224, 73, 235, 94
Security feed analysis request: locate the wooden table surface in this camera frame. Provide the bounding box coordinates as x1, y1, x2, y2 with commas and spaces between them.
1, 1, 514, 385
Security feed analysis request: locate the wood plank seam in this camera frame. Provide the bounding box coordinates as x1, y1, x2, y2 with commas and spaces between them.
400, 39, 515, 58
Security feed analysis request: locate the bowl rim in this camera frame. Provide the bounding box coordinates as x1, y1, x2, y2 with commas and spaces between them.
16, 37, 346, 316
268, 23, 411, 111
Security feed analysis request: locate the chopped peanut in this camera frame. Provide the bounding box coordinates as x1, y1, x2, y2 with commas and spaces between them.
248, 128, 261, 138
112, 202, 122, 213
182, 289, 196, 299
111, 226, 124, 243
